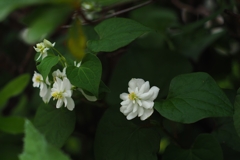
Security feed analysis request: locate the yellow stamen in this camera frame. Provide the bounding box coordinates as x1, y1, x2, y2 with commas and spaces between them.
52, 92, 63, 99
129, 92, 137, 101
35, 75, 42, 82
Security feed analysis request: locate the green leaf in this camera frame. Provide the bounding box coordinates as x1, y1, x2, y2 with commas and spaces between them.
34, 103, 76, 148
94, 107, 161, 160
0, 74, 30, 109
233, 89, 240, 139
87, 18, 153, 52
22, 5, 72, 44
163, 134, 223, 160
37, 55, 59, 80
66, 53, 102, 97
154, 72, 233, 123
19, 120, 71, 160
106, 48, 192, 106
0, 116, 25, 134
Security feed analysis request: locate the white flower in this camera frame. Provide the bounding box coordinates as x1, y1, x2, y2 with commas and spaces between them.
51, 77, 75, 111
43, 39, 55, 48
120, 78, 160, 121
32, 71, 51, 103
34, 39, 55, 60
52, 68, 67, 80
74, 61, 81, 67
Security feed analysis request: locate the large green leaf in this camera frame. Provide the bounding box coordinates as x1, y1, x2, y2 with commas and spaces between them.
87, 18, 153, 52
0, 74, 30, 109
34, 103, 76, 148
154, 72, 233, 123
66, 53, 102, 97
0, 116, 25, 134
19, 120, 71, 160
94, 107, 161, 160
106, 48, 192, 106
163, 134, 223, 160
37, 55, 59, 80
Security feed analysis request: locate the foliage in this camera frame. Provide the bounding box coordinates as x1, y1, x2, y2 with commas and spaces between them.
1, 0, 240, 160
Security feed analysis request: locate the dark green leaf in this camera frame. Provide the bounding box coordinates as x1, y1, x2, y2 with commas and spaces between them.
19, 120, 71, 160
155, 72, 233, 123
94, 107, 161, 160
130, 5, 178, 32
212, 118, 240, 152
87, 18, 153, 52
0, 74, 30, 109
37, 55, 59, 80
163, 134, 223, 160
34, 103, 76, 148
66, 53, 102, 97
0, 116, 25, 134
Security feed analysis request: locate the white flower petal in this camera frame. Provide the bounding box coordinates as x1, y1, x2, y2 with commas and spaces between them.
56, 99, 63, 108
63, 78, 72, 90
132, 103, 138, 113
139, 81, 150, 94
42, 88, 51, 103
66, 97, 75, 111
142, 101, 154, 109
148, 86, 160, 101
138, 107, 144, 117
138, 91, 153, 100
120, 93, 128, 100
134, 78, 145, 88
40, 83, 47, 97
79, 89, 97, 102
122, 103, 133, 114
140, 109, 154, 121
120, 99, 131, 106
126, 111, 138, 120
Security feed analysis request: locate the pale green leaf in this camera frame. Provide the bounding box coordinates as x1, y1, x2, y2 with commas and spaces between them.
19, 120, 71, 160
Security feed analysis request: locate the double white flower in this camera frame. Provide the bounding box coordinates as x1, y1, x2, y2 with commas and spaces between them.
34, 39, 55, 60
120, 78, 160, 121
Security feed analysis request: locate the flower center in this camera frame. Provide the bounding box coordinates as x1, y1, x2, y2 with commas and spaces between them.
52, 92, 63, 99
35, 75, 42, 83
129, 92, 138, 101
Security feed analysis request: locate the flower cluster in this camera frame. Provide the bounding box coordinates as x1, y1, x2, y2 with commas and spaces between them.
32, 39, 97, 111
120, 78, 160, 121
34, 39, 55, 60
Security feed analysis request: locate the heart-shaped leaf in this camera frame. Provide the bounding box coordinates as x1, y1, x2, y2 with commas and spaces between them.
154, 72, 233, 123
